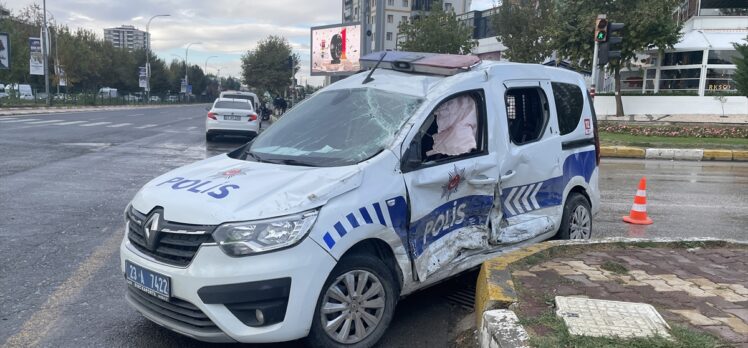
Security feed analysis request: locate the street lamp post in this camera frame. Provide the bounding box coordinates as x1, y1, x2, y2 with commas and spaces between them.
184, 42, 201, 97
204, 55, 218, 73
145, 14, 170, 102
42, 0, 50, 106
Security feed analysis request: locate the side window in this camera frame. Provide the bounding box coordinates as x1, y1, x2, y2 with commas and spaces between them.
505, 87, 549, 145
551, 82, 584, 135
404, 91, 486, 170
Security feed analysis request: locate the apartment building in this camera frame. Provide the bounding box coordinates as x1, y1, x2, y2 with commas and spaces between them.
103, 25, 149, 51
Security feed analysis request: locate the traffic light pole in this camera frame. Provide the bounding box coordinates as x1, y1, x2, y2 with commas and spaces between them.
591, 40, 599, 95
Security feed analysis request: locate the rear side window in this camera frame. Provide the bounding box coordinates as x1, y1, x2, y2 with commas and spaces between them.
551, 82, 584, 135
215, 101, 253, 110
223, 94, 254, 107
505, 88, 549, 145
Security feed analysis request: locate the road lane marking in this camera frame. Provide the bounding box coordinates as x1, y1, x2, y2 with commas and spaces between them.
135, 124, 157, 129
186, 126, 197, 130
0, 118, 18, 121
25, 119, 64, 124
107, 123, 131, 128
53, 121, 87, 126
127, 113, 145, 116
80, 122, 111, 127
1, 229, 122, 348
0, 118, 40, 123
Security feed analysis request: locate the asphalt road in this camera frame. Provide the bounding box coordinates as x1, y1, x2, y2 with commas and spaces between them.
0, 105, 746, 348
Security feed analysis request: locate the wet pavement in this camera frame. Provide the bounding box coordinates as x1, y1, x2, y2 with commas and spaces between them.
514, 244, 748, 346
0, 106, 746, 347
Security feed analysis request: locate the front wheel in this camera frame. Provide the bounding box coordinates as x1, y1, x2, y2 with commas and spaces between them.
557, 193, 592, 240
306, 254, 398, 348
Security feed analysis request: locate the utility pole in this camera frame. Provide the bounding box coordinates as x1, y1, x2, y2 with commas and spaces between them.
146, 14, 170, 102
42, 0, 50, 106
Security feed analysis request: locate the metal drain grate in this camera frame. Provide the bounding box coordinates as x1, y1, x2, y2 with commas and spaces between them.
444, 278, 477, 310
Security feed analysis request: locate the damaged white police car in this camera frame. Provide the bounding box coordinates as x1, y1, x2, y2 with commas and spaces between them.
120, 51, 600, 347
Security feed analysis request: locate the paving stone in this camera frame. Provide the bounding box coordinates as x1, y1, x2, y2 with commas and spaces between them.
614, 255, 651, 266
669, 309, 721, 326
564, 275, 601, 287
725, 309, 748, 325
702, 325, 748, 343
716, 315, 748, 334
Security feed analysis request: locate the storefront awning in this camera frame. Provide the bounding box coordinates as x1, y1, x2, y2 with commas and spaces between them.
672, 30, 747, 51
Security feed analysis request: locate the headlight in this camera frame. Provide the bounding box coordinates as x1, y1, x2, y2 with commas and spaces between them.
212, 210, 318, 256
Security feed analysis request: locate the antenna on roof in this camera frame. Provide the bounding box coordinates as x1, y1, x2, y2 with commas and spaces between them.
362, 52, 387, 84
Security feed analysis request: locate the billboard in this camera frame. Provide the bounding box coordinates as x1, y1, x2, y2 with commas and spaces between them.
0, 33, 9, 70
29, 37, 43, 75
138, 66, 147, 88
310, 23, 362, 76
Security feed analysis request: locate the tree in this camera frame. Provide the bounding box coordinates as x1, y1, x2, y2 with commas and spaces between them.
552, 0, 682, 116
240, 35, 298, 96
493, 0, 555, 63
734, 37, 748, 97
397, 0, 474, 54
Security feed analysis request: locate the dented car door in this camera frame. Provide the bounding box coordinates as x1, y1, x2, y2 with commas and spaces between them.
400, 91, 500, 281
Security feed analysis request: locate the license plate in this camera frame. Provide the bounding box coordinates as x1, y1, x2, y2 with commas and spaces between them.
125, 260, 171, 301
224, 115, 241, 121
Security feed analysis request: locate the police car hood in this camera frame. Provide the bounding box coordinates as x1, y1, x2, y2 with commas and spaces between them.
131, 154, 362, 225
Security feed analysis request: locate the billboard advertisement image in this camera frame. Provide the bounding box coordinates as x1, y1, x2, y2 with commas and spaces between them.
29, 37, 43, 75
0, 33, 9, 70
311, 23, 361, 76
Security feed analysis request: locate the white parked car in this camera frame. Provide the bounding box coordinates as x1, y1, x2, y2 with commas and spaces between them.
205, 98, 259, 141
219, 90, 260, 109
121, 52, 600, 347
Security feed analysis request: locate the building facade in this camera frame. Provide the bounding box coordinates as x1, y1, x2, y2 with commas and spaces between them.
103, 25, 149, 51
342, 0, 471, 52
457, 8, 505, 60
614, 0, 747, 96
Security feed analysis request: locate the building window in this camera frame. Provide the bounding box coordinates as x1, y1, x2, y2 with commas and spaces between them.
706, 68, 737, 91
388, 14, 393, 23
662, 51, 703, 66
659, 68, 701, 91
403, 0, 409, 7
444, 2, 453, 12
386, 32, 393, 41
388, 0, 394, 6
708, 50, 738, 65
402, 16, 408, 23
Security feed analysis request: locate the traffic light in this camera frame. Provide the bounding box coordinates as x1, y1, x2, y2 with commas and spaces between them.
595, 18, 608, 42
598, 22, 624, 66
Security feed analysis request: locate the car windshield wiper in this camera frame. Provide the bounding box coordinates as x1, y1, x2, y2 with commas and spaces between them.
262, 158, 321, 167
245, 151, 264, 163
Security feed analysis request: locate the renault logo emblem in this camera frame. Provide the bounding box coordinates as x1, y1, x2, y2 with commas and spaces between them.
143, 212, 161, 250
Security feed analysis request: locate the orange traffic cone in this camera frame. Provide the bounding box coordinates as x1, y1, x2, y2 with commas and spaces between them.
623, 177, 653, 225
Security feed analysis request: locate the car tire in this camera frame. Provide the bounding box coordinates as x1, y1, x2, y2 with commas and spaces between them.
306, 254, 398, 348
557, 193, 592, 240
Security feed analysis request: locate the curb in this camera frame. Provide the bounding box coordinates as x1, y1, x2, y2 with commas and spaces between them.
474, 237, 748, 348
601, 146, 748, 161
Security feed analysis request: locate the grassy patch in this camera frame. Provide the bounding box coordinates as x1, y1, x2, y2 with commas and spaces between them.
520, 310, 724, 348
600, 132, 748, 149
601, 261, 629, 274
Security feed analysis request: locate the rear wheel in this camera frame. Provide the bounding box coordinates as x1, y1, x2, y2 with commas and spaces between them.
557, 193, 592, 240
306, 254, 398, 348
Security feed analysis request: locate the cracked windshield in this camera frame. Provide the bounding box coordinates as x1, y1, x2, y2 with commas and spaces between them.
0, 0, 746, 348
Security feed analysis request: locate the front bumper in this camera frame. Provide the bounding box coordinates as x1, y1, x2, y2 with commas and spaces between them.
120, 236, 336, 343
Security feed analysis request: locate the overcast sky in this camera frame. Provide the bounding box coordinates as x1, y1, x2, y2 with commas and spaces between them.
6, 0, 496, 86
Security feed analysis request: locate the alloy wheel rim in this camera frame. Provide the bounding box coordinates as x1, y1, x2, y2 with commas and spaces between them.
569, 205, 591, 239
320, 270, 386, 344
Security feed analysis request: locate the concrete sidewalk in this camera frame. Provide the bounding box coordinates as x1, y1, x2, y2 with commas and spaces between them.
0, 104, 196, 116
475, 239, 748, 347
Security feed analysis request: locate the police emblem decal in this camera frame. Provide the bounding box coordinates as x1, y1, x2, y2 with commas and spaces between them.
441, 165, 465, 200
210, 168, 247, 180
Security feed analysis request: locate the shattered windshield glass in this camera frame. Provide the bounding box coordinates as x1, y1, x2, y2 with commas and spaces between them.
245, 88, 422, 167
